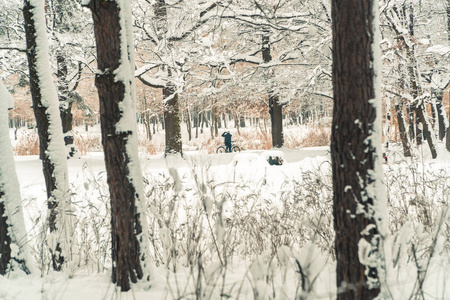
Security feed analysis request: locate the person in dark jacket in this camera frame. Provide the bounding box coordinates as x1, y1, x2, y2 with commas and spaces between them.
222, 131, 232, 152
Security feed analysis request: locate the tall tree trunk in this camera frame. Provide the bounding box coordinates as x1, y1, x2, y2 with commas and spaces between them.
56, 52, 76, 157
447, 0, 450, 41
415, 103, 437, 158
234, 114, 240, 135
395, 101, 412, 157
384, 97, 391, 151
332, 0, 385, 299
201, 111, 205, 134
154, 0, 182, 155
164, 85, 182, 155
435, 93, 446, 141
0, 81, 33, 275
446, 128, 450, 151
269, 94, 284, 148
223, 113, 227, 128
262, 32, 284, 147
24, 0, 71, 271
407, 2, 422, 145
86, 0, 152, 291
186, 108, 192, 141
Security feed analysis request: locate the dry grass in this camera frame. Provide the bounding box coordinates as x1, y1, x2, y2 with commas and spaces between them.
12, 125, 331, 157
139, 138, 164, 155
14, 133, 39, 155
297, 126, 331, 148
74, 133, 102, 156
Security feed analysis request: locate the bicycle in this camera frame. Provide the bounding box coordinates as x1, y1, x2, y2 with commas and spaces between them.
216, 141, 241, 153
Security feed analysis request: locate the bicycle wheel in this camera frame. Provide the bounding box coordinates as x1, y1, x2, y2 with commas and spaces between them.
231, 145, 241, 152
216, 146, 226, 154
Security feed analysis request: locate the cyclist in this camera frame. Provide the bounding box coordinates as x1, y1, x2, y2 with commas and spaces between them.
221, 131, 232, 153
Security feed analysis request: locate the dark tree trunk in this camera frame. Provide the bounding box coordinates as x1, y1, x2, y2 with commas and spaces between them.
239, 115, 245, 128
186, 109, 192, 141
262, 32, 284, 147
223, 113, 227, 128
24, 0, 68, 271
435, 93, 446, 141
87, 0, 150, 291
384, 99, 391, 150
234, 114, 240, 135
446, 128, 450, 152
0, 192, 11, 275
201, 111, 205, 133
332, 0, 382, 299
406, 104, 415, 142
153, 0, 183, 155
395, 101, 412, 157
415, 104, 437, 158
406, 3, 426, 147
269, 94, 284, 148
447, 0, 450, 41
164, 85, 182, 155
57, 53, 75, 156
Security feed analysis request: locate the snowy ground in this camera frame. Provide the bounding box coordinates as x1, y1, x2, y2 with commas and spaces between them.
2, 139, 450, 299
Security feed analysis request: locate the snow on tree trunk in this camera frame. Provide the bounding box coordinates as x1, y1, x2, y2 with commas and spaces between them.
0, 81, 34, 275
163, 84, 183, 155
331, 1, 387, 299
85, 0, 152, 291
56, 51, 76, 157
23, 0, 72, 271
154, 0, 183, 156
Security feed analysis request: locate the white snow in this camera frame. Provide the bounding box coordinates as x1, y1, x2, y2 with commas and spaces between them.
426, 45, 450, 56
0, 135, 449, 299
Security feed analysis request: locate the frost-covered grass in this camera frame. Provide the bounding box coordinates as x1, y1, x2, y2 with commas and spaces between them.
2, 139, 450, 299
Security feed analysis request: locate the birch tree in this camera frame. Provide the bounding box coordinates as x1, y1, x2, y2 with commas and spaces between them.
23, 0, 72, 271
331, 0, 387, 299
0, 80, 33, 275
84, 0, 152, 291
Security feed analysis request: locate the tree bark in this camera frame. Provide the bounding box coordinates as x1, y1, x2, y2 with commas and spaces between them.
0, 191, 11, 275
154, 0, 183, 155
186, 108, 192, 141
395, 101, 412, 157
262, 32, 284, 147
332, 0, 383, 299
415, 103, 437, 159
435, 92, 446, 141
164, 85, 182, 155
269, 94, 284, 148
87, 0, 151, 291
56, 52, 76, 156
446, 128, 450, 151
24, 0, 71, 271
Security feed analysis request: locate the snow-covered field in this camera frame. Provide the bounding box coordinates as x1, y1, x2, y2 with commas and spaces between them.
1, 140, 450, 300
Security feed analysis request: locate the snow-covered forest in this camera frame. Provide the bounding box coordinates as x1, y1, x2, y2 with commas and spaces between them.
0, 0, 450, 299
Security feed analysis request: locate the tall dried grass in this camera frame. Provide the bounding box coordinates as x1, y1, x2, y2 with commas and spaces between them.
298, 126, 331, 148
74, 133, 102, 156
14, 132, 39, 155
